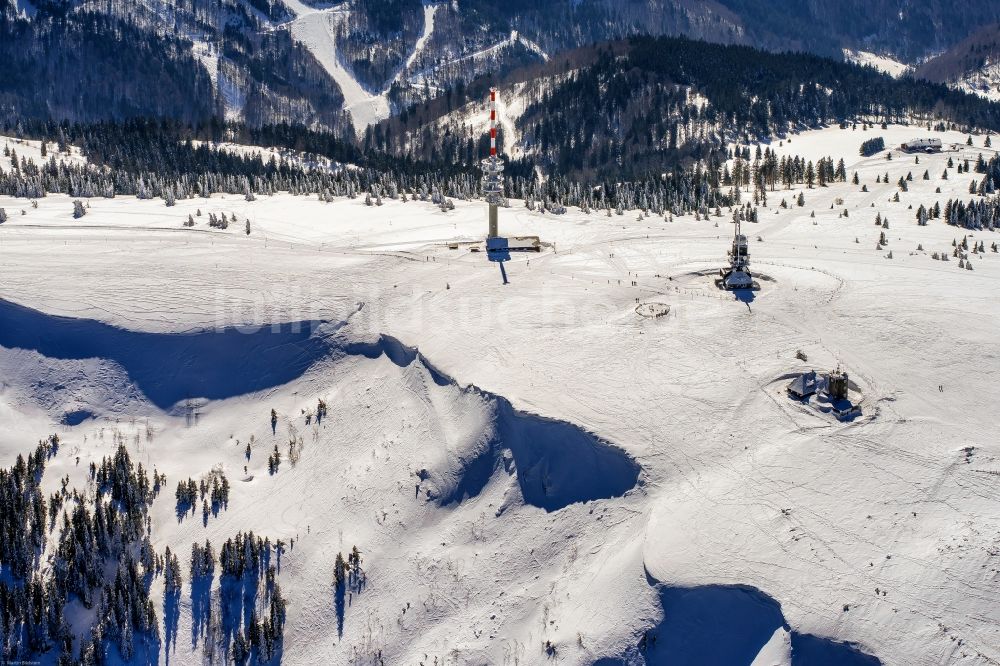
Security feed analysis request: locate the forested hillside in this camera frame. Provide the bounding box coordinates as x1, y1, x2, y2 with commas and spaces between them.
335, 0, 427, 92
0, 0, 351, 133
374, 36, 1000, 180
4, 0, 1000, 136
407, 0, 1000, 66
915, 24, 1000, 101
0, 12, 217, 125
0, 117, 732, 217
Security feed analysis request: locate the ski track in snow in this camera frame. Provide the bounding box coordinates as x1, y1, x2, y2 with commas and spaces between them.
183, 33, 245, 122
1, 124, 1000, 664
283, 0, 440, 135
514, 30, 549, 62
405, 29, 543, 88
406, 4, 439, 72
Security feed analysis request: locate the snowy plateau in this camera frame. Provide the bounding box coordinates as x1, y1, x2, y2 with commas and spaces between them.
1, 124, 999, 666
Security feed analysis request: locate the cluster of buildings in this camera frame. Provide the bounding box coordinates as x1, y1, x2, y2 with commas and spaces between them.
787, 368, 854, 414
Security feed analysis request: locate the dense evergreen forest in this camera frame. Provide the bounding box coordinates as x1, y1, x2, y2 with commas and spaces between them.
0, 12, 216, 125
915, 23, 1000, 85
0, 117, 737, 216
708, 0, 996, 60
391, 0, 1000, 73
1, 22, 999, 215
0, 438, 162, 664
0, 437, 306, 664
6, 0, 1000, 133
0, 1, 351, 133
622, 37, 1000, 130
375, 36, 1000, 181
943, 151, 1000, 228
335, 0, 427, 93
354, 0, 1000, 105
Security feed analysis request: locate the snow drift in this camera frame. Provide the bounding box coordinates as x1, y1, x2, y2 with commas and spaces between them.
598, 574, 881, 665
0, 297, 328, 410
0, 298, 640, 512
343, 334, 641, 512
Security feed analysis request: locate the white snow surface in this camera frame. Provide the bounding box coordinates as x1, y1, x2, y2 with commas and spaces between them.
843, 49, 911, 78
188, 139, 353, 172
1, 135, 88, 167
953, 61, 1000, 103
751, 627, 791, 666
1, 124, 1000, 664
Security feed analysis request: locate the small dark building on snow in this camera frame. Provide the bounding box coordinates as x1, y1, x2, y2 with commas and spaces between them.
787, 370, 818, 399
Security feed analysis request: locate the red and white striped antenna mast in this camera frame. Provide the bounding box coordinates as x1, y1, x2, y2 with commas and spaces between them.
482, 87, 504, 239
489, 88, 497, 159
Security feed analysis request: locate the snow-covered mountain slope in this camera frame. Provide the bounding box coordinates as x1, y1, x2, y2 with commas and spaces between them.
1, 124, 999, 664
914, 24, 1000, 102
842, 49, 910, 78
0, 0, 352, 131
282, 0, 441, 134
7, 0, 1000, 134
368, 36, 1000, 184
187, 139, 353, 172
953, 63, 1000, 103
0, 135, 88, 167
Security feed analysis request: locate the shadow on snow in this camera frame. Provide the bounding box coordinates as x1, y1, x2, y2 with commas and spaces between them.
0, 299, 640, 513
0, 297, 328, 410
597, 575, 881, 665
344, 334, 641, 512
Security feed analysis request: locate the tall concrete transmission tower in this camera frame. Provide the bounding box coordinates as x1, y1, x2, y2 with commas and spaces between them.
481, 88, 504, 239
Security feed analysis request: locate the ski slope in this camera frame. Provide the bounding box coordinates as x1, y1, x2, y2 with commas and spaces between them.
1, 125, 999, 664
843, 50, 910, 78
283, 0, 440, 135
405, 29, 542, 89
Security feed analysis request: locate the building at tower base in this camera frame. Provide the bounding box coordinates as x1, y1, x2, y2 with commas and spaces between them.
720, 212, 753, 290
